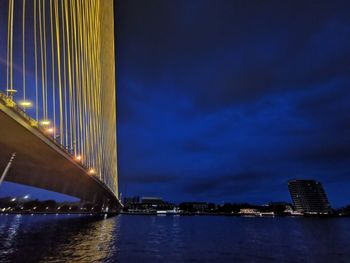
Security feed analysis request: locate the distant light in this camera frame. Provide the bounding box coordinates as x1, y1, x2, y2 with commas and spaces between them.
40, 120, 51, 126
10, 198, 16, 202
75, 155, 82, 161
6, 89, 17, 94
19, 100, 32, 108
89, 169, 95, 175
23, 195, 30, 199
47, 128, 54, 134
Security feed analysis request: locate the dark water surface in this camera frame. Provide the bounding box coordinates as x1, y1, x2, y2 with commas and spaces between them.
0, 214, 349, 262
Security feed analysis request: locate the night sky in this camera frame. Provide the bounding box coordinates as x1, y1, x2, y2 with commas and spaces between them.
1, 0, 350, 207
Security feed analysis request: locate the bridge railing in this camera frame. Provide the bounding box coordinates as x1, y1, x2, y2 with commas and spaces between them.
1, 91, 119, 201
0, 93, 36, 126
0, 92, 90, 173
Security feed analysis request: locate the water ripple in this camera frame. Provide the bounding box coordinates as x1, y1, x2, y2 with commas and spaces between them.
0, 215, 350, 263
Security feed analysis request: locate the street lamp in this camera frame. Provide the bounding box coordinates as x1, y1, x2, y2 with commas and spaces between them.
19, 100, 32, 109
40, 120, 51, 126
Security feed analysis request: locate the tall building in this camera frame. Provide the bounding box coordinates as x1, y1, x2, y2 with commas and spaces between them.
288, 180, 331, 214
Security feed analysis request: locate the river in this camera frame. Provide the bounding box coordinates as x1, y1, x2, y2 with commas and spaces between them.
0, 214, 349, 262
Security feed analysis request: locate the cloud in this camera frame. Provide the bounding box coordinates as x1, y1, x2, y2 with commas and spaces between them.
123, 172, 177, 184
118, 0, 350, 112
293, 143, 350, 164
180, 139, 210, 153
114, 0, 350, 206
184, 171, 270, 194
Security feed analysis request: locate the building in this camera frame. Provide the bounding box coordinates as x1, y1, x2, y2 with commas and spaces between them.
268, 202, 293, 215
141, 197, 173, 210
288, 179, 331, 214
179, 202, 209, 213
141, 197, 163, 204
122, 196, 174, 212
123, 196, 140, 206
239, 208, 260, 215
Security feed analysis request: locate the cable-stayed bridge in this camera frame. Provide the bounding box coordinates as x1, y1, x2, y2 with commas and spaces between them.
0, 0, 120, 211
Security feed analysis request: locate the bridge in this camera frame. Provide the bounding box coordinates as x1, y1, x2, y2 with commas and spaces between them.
0, 0, 120, 211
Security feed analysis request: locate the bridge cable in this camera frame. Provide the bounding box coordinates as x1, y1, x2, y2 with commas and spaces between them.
34, 0, 39, 121
50, 0, 56, 138
22, 0, 26, 108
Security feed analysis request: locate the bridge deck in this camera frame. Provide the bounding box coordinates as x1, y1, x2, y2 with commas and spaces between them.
0, 99, 120, 210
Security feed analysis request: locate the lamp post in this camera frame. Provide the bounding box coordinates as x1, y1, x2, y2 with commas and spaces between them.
0, 152, 16, 187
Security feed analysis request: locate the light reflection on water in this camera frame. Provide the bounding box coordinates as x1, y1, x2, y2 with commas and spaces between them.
0, 214, 117, 262
0, 214, 350, 263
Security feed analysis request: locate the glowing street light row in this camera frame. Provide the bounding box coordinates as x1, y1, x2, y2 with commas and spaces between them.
5, 94, 52, 132
39, 120, 55, 134
75, 155, 96, 175
7, 96, 56, 137
6, 94, 97, 178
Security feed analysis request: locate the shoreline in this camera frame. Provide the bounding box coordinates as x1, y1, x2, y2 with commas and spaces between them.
0, 211, 348, 218
120, 211, 347, 218
0, 211, 119, 216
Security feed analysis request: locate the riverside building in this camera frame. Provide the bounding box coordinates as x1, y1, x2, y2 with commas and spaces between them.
288, 179, 331, 215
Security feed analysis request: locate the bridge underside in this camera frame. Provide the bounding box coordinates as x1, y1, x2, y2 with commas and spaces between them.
0, 103, 120, 211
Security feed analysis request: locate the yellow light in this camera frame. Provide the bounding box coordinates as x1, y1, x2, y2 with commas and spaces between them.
19, 100, 32, 108
6, 89, 17, 93
75, 155, 82, 161
47, 127, 54, 134
89, 169, 95, 175
40, 120, 51, 126
29, 119, 38, 127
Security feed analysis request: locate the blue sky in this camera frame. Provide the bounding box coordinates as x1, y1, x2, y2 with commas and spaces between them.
115, 0, 350, 206
1, 0, 350, 206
